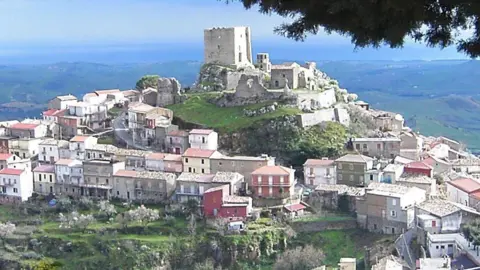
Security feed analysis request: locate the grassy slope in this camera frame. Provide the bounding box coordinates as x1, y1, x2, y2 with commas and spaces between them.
167, 94, 301, 132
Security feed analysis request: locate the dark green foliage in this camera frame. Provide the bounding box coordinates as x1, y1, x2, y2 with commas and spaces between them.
231, 0, 480, 57
273, 245, 325, 270
135, 75, 160, 90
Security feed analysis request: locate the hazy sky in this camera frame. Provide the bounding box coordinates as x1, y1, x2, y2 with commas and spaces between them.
0, 0, 470, 60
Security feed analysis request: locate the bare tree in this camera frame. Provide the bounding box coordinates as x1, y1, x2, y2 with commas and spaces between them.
98, 200, 117, 220
273, 245, 325, 270
0, 222, 15, 247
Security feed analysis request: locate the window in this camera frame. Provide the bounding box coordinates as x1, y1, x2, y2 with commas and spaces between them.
258, 176, 262, 184
338, 174, 343, 181
356, 144, 360, 150
188, 167, 192, 173
309, 168, 314, 174
349, 175, 354, 181
117, 191, 120, 195
373, 224, 377, 230
268, 176, 273, 185
280, 176, 284, 183
106, 179, 109, 184
258, 187, 262, 195
370, 174, 374, 181
269, 187, 273, 195
363, 144, 367, 149
49, 175, 52, 182
185, 158, 189, 163
202, 137, 206, 143
238, 52, 242, 62
377, 143, 381, 150
13, 188, 18, 193
432, 220, 436, 227
326, 168, 330, 175
390, 210, 397, 217
338, 163, 342, 169
201, 169, 205, 173
349, 164, 354, 170
201, 159, 205, 164
359, 176, 364, 182
392, 199, 397, 206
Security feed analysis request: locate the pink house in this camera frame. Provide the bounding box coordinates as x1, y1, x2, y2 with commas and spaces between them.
163, 154, 183, 173
165, 130, 190, 155
203, 184, 252, 220
251, 165, 296, 198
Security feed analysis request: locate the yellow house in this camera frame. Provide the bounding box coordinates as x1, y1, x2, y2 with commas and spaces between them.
182, 148, 222, 174
33, 164, 57, 195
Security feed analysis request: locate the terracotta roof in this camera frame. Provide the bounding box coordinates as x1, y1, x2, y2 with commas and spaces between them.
10, 123, 38, 130
183, 148, 219, 158
204, 185, 227, 194
0, 153, 13, 161
146, 153, 166, 160
252, 165, 292, 175
33, 164, 55, 173
336, 154, 374, 163
70, 135, 91, 142
164, 154, 182, 162
304, 159, 334, 166
0, 168, 24, 176
405, 161, 432, 170
55, 94, 77, 101
448, 178, 480, 193
189, 129, 215, 135
114, 170, 138, 177
43, 109, 60, 116
94, 89, 120, 95
167, 130, 189, 137
55, 159, 75, 166
284, 203, 306, 212
122, 90, 140, 96
223, 195, 251, 204
470, 190, 480, 200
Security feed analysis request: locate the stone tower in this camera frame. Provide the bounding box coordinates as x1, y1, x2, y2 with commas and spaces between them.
256, 53, 271, 72
156, 77, 181, 108
203, 26, 253, 69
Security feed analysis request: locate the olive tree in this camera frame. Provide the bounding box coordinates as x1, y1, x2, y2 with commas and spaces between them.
0, 222, 15, 247
273, 245, 325, 270
59, 211, 96, 233
98, 200, 117, 220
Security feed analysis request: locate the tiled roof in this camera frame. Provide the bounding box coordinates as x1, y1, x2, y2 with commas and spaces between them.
33, 164, 55, 173
122, 90, 140, 96
177, 173, 215, 183
189, 129, 215, 135
167, 130, 189, 137
55, 94, 77, 101
164, 154, 182, 162
314, 184, 365, 196
146, 153, 166, 160
114, 169, 176, 180
404, 161, 432, 170
183, 148, 219, 158
304, 159, 334, 166
94, 89, 120, 95
335, 154, 374, 163
0, 168, 24, 175
447, 178, 480, 193
470, 190, 480, 200
70, 135, 91, 142
397, 175, 433, 184
114, 170, 137, 177
252, 165, 292, 175
43, 109, 60, 116
224, 195, 251, 204
417, 199, 464, 217
128, 102, 154, 113
0, 153, 12, 161
113, 148, 151, 157
204, 185, 227, 194
284, 203, 306, 212
55, 159, 75, 166
10, 123, 38, 130
212, 172, 243, 182
366, 182, 413, 197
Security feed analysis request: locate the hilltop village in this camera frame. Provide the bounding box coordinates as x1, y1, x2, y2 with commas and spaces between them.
2, 27, 480, 269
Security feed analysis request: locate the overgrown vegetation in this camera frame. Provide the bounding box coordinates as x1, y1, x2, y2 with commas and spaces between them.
135, 75, 160, 90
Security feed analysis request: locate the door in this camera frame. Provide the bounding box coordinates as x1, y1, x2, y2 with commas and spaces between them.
175, 147, 180, 154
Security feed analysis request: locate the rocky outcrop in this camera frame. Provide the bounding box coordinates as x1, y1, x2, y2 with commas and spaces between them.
243, 103, 277, 117
155, 77, 185, 107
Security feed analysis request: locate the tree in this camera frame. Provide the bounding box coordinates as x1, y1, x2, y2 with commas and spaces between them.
78, 197, 94, 211
128, 205, 160, 227
273, 245, 325, 270
135, 75, 160, 91
231, 0, 480, 58
188, 214, 197, 237
59, 211, 95, 233
98, 200, 117, 220
194, 259, 217, 270
184, 199, 199, 216
0, 222, 15, 248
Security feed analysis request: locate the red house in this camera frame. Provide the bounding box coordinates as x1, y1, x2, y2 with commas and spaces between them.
203, 184, 252, 220
404, 161, 433, 177
251, 165, 296, 198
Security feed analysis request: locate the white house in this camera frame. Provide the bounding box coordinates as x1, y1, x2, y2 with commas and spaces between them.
55, 159, 84, 196
42, 109, 65, 122
9, 138, 43, 160
145, 153, 166, 172
428, 143, 450, 159
38, 139, 69, 164
188, 129, 218, 150
446, 177, 480, 206
0, 153, 31, 171
68, 101, 108, 130
0, 168, 33, 203
69, 136, 98, 160
8, 122, 48, 139
48, 95, 78, 110
303, 158, 335, 186
382, 164, 404, 184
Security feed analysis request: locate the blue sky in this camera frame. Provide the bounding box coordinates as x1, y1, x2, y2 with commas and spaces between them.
0, 0, 470, 60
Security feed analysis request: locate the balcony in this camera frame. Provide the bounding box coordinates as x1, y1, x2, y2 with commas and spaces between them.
176, 188, 200, 195
0, 180, 15, 186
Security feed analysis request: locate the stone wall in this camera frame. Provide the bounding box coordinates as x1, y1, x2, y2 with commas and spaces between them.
296, 107, 350, 128
203, 27, 252, 68
290, 219, 357, 232
296, 89, 336, 110
156, 77, 183, 107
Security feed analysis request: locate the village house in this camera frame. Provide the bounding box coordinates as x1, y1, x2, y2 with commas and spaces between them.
175, 172, 244, 204
83, 89, 122, 106
422, 156, 451, 175
415, 199, 480, 246
145, 153, 166, 172
381, 164, 404, 184
69, 135, 98, 160
113, 170, 177, 202
0, 153, 30, 171
446, 177, 480, 207
48, 95, 78, 110
270, 62, 301, 89
351, 137, 401, 159
85, 144, 118, 161
469, 189, 480, 212
313, 184, 365, 212
399, 131, 423, 161
67, 101, 108, 131
57, 114, 86, 138
371, 111, 404, 133
0, 136, 11, 154
143, 108, 174, 147
8, 137, 43, 159
0, 168, 33, 204
451, 158, 480, 175
210, 154, 276, 186
448, 148, 469, 161
335, 154, 375, 187
42, 108, 66, 123
203, 184, 252, 220
394, 156, 414, 165
127, 102, 154, 143
122, 90, 142, 103
356, 182, 426, 234
54, 159, 83, 197
183, 148, 222, 174
165, 130, 190, 155
38, 138, 69, 164
438, 136, 462, 152
124, 150, 151, 171
8, 122, 48, 139
396, 175, 436, 195
163, 154, 183, 173
370, 256, 405, 270
33, 164, 56, 195
251, 165, 296, 199
403, 161, 433, 177
82, 159, 125, 199
0, 121, 19, 137
142, 88, 157, 106
428, 142, 451, 160
188, 129, 218, 150
303, 158, 336, 186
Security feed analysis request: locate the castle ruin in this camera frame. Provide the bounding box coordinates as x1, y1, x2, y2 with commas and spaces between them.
204, 27, 254, 69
